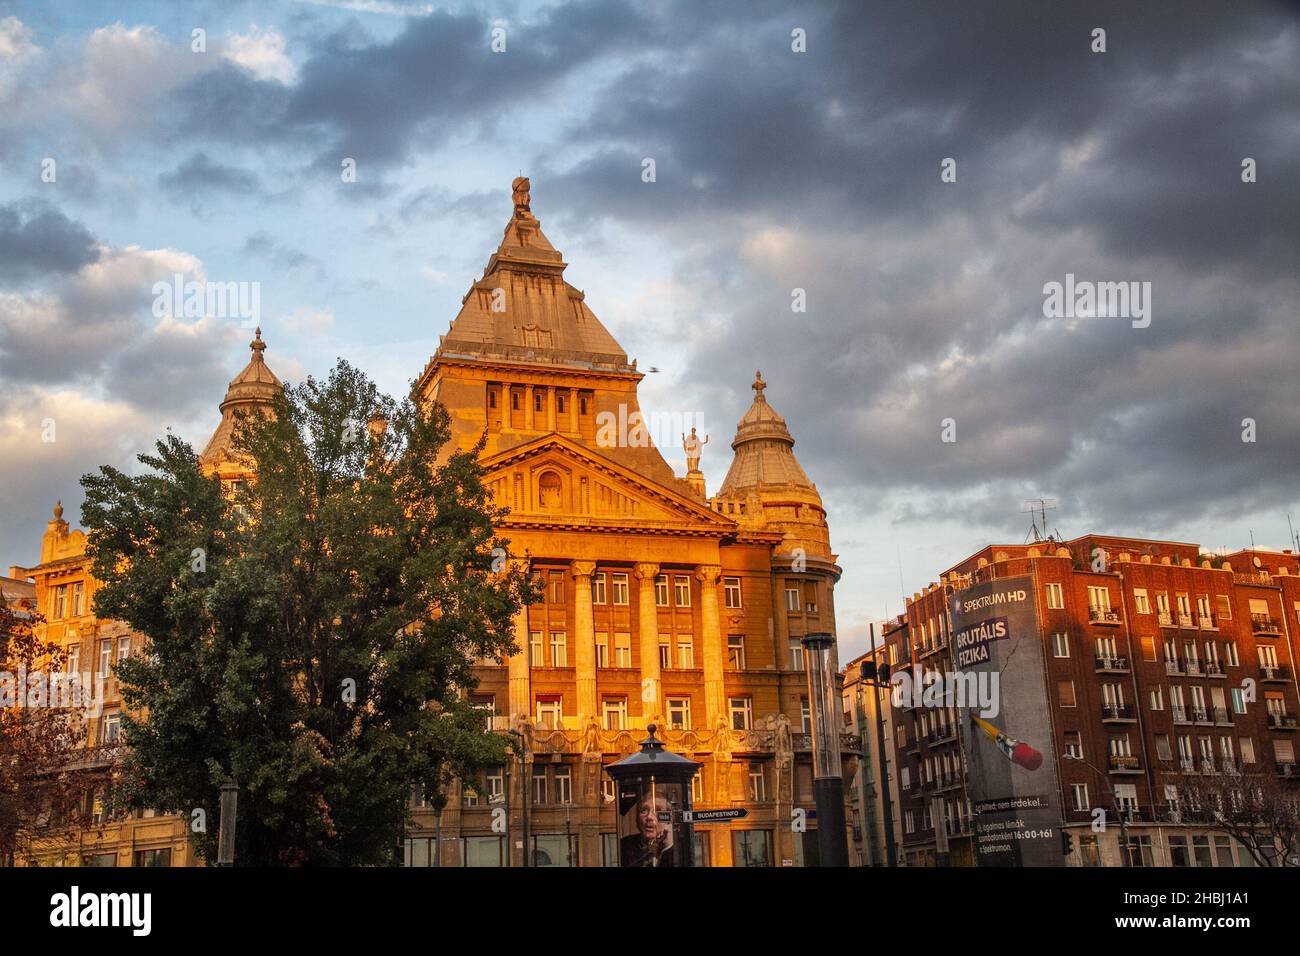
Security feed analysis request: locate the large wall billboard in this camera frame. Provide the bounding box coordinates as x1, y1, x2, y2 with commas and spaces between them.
950, 574, 1066, 866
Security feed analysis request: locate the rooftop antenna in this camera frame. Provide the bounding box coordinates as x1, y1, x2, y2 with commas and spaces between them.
1022, 498, 1059, 543
1289, 514, 1298, 553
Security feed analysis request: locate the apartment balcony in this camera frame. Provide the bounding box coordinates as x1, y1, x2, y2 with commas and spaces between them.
1171, 706, 1190, 724
1252, 614, 1282, 635
945, 818, 972, 837
936, 773, 963, 792
1212, 707, 1233, 726
1203, 661, 1226, 678
1089, 607, 1121, 626
1164, 659, 1184, 676
1178, 614, 1197, 629
1191, 707, 1212, 725
1261, 665, 1290, 683
1267, 712, 1299, 730
1179, 758, 1196, 773
1185, 660, 1203, 676
1278, 763, 1298, 779
1158, 612, 1174, 627
929, 726, 958, 745
1199, 757, 1217, 774
1095, 654, 1130, 673
1198, 615, 1217, 631
1101, 702, 1136, 723
1108, 754, 1142, 774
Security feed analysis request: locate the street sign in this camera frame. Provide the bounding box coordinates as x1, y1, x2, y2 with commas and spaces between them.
682, 808, 749, 824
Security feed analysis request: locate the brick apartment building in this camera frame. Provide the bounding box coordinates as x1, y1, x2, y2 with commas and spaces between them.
879, 534, 1300, 867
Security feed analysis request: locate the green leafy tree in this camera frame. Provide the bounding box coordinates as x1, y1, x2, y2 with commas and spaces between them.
81, 360, 533, 865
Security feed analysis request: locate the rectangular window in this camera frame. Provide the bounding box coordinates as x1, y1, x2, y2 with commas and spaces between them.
116, 636, 131, 663
550, 573, 565, 604
1087, 586, 1111, 611
1133, 589, 1151, 614
550, 631, 567, 668
555, 766, 572, 805
403, 837, 438, 867
1058, 681, 1077, 707
674, 576, 691, 607
748, 764, 766, 802
133, 849, 171, 868
536, 698, 562, 729
659, 641, 670, 669
1051, 632, 1069, 658
591, 573, 607, 605
1071, 783, 1089, 811
677, 638, 694, 669
1217, 595, 1233, 620
71, 582, 85, 616
532, 768, 548, 805
601, 697, 627, 730
66, 642, 79, 676
729, 696, 753, 731
462, 836, 504, 867
732, 830, 773, 867
724, 577, 742, 609
1064, 732, 1082, 759
529, 631, 544, 667
611, 572, 629, 606
53, 585, 67, 620
654, 575, 669, 607
785, 587, 801, 612
596, 634, 609, 668
789, 638, 804, 671
1046, 583, 1064, 609
614, 633, 631, 668
727, 634, 746, 670
101, 712, 121, 745
667, 697, 692, 730
1149, 686, 1164, 710
98, 640, 113, 678
801, 698, 812, 734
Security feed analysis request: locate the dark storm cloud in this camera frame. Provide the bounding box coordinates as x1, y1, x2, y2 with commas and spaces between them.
159, 153, 262, 199
0, 201, 100, 281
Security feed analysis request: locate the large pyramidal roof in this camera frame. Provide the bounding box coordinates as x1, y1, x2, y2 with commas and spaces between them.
428, 177, 634, 374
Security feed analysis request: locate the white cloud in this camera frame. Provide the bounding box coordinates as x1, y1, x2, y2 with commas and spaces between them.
223, 26, 297, 85
280, 307, 335, 332
0, 16, 38, 62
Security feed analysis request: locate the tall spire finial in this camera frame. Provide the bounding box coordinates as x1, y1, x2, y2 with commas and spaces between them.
53, 499, 63, 521
753, 369, 766, 398
511, 176, 532, 218
250, 327, 266, 358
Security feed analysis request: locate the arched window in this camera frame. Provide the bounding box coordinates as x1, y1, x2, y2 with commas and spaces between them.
538, 472, 562, 510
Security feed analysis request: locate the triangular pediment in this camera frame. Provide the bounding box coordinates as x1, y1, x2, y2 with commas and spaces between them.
479, 434, 735, 533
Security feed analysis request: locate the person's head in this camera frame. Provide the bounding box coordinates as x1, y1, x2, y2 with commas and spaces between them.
636, 794, 672, 842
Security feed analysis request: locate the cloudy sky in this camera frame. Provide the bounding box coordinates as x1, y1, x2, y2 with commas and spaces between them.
1, 0, 1298, 660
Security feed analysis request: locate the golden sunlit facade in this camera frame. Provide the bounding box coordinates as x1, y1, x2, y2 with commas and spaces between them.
7, 181, 858, 867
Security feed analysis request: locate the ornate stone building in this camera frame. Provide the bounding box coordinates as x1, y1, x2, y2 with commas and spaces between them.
6, 180, 859, 866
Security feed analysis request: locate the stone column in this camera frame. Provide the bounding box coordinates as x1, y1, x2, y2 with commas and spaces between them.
568, 387, 578, 433
571, 560, 598, 722
525, 384, 535, 430
634, 563, 662, 725
697, 564, 724, 724
508, 600, 531, 720
546, 386, 556, 432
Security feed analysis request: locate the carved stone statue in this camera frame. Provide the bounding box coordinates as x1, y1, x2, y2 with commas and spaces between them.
712, 712, 732, 756
773, 713, 794, 766
682, 426, 709, 473
512, 176, 531, 218
513, 712, 534, 754
582, 713, 602, 754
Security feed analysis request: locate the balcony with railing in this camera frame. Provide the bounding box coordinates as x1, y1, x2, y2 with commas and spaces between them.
1212, 707, 1233, 726
1089, 607, 1121, 626
1198, 614, 1217, 631
1261, 665, 1290, 682
1158, 612, 1174, 627
1171, 706, 1190, 724
1164, 658, 1184, 676
1203, 661, 1225, 678
1095, 654, 1130, 673
1178, 614, 1197, 629
1279, 763, 1298, 779
1185, 659, 1203, 676
1252, 614, 1282, 635
1191, 707, 1212, 724
1108, 754, 1142, 773
1267, 712, 1299, 730
1101, 702, 1136, 723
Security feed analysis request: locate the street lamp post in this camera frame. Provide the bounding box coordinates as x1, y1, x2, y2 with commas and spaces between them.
1065, 753, 1129, 866
802, 632, 849, 867
216, 781, 238, 867
508, 728, 530, 867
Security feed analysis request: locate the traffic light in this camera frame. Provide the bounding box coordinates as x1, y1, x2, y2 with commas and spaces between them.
859, 660, 878, 683
1062, 830, 1074, 855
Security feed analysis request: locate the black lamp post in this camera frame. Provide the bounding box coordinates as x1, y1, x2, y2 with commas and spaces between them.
603, 724, 701, 867
803, 632, 849, 866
